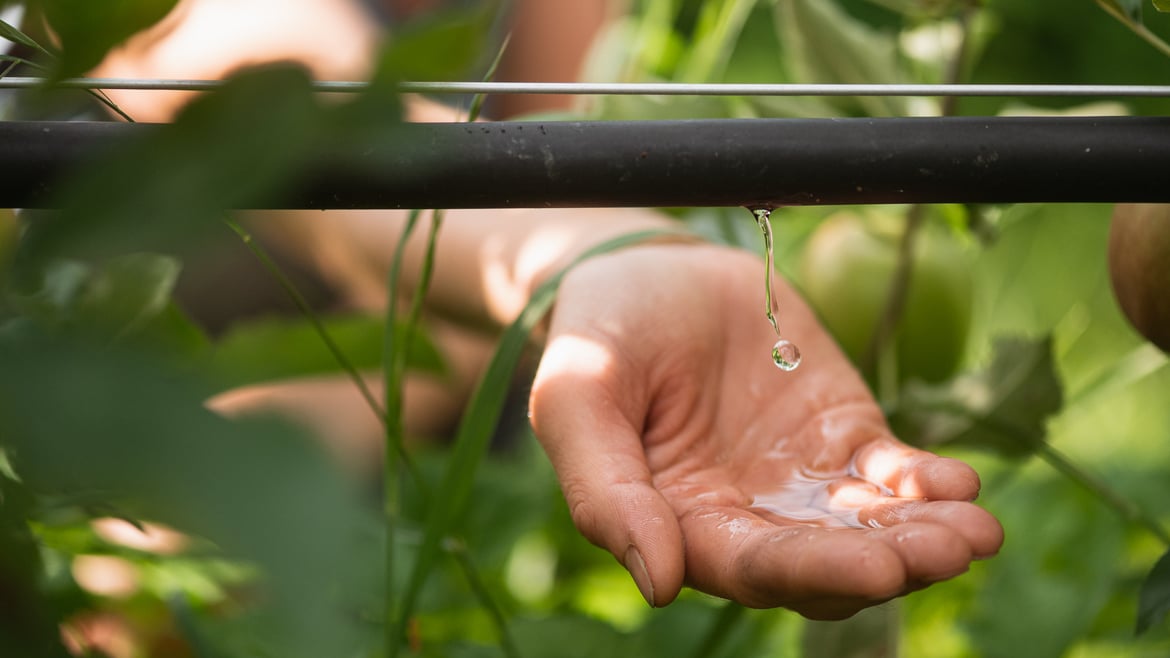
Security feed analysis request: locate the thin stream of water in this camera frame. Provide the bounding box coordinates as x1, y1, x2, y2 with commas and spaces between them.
751, 208, 802, 371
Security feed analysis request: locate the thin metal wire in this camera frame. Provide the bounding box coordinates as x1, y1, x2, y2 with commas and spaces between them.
2, 76, 1170, 98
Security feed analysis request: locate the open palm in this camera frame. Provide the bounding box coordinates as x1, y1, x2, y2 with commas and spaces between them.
529, 242, 1003, 618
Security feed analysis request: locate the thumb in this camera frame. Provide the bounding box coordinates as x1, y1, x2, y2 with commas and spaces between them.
529, 334, 685, 607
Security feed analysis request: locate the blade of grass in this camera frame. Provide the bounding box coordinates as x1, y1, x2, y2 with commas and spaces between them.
466, 32, 511, 122
223, 217, 423, 485
388, 31, 520, 655
678, 0, 758, 83
0, 18, 54, 58
445, 537, 521, 658
383, 207, 424, 654
390, 228, 697, 656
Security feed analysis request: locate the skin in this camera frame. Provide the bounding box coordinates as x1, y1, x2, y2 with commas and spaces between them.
83, 0, 1003, 618
531, 243, 1002, 614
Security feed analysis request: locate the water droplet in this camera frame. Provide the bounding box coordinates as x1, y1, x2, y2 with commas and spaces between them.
772, 339, 802, 371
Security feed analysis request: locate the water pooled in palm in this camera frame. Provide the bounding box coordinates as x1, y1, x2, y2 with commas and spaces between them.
752, 208, 802, 371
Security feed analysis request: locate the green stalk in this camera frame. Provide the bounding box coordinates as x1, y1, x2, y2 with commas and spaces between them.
445, 537, 521, 658
222, 218, 416, 458
392, 228, 694, 657
863, 4, 976, 401
383, 207, 422, 655
1036, 443, 1170, 547
388, 31, 523, 655
1094, 0, 1170, 59
679, 0, 758, 83
945, 403, 1170, 547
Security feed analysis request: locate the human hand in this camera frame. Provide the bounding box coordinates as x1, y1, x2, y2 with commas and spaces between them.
528, 242, 1003, 618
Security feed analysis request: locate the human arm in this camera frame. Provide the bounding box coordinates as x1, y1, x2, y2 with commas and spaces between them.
86, 0, 1003, 616
529, 241, 1003, 613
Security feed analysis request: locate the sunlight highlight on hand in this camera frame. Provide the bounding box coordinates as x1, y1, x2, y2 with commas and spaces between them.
529, 242, 1003, 618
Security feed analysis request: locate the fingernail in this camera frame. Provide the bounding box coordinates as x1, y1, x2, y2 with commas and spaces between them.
624, 546, 655, 607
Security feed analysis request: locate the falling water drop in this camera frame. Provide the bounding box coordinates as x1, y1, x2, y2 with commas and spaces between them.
751, 206, 802, 372
772, 339, 802, 372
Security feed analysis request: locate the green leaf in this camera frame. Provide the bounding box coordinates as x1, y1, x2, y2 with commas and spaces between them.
33, 0, 179, 77
394, 228, 696, 651
208, 314, 443, 390
70, 252, 181, 340
0, 15, 51, 56
0, 332, 369, 658
966, 476, 1125, 657
773, 0, 908, 117
17, 66, 324, 269
677, 0, 757, 83
0, 475, 71, 658
1155, 0, 1170, 12
375, 3, 499, 82
1137, 548, 1170, 634
5, 253, 201, 354
890, 336, 1064, 457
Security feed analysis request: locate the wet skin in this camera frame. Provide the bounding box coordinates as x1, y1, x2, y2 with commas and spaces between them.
528, 243, 1004, 619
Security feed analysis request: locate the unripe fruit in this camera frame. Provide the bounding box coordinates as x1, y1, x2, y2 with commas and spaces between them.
1108, 204, 1170, 353
799, 210, 973, 385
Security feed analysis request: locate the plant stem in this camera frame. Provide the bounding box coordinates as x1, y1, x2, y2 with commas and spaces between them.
861, 203, 926, 382
941, 402, 1170, 548
385, 208, 445, 656
863, 2, 978, 395
383, 208, 420, 657
1036, 442, 1170, 547
223, 219, 384, 432
445, 537, 522, 658
1095, 0, 1170, 59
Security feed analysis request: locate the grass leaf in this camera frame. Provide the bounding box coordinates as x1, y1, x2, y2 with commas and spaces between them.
0, 16, 52, 56
393, 228, 695, 651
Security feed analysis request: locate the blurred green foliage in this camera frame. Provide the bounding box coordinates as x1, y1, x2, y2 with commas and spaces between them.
2, 0, 1170, 657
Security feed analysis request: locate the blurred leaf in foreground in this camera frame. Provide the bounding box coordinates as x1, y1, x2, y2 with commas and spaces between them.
15, 65, 323, 271
0, 473, 71, 658
33, 0, 179, 77
0, 331, 370, 658
4, 252, 208, 359
1137, 547, 1170, 634
890, 336, 1064, 457
374, 2, 499, 82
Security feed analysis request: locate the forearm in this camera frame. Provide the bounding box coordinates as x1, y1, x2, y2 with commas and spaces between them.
249, 206, 682, 333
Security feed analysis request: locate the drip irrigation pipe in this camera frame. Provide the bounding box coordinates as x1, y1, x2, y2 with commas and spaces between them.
1, 116, 1168, 209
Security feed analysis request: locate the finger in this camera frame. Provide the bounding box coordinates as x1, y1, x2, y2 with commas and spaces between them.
678, 507, 907, 611
529, 334, 686, 607
853, 436, 983, 501
860, 499, 1005, 560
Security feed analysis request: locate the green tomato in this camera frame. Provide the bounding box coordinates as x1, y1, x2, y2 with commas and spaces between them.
1108, 204, 1170, 354
798, 210, 973, 385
